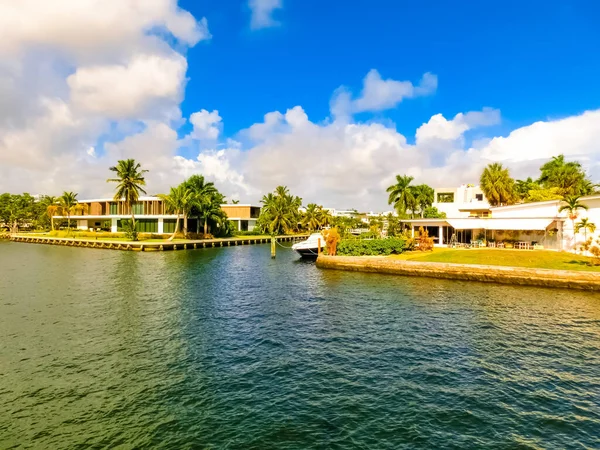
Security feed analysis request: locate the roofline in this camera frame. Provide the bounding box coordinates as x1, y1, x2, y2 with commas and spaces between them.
489, 194, 600, 211
220, 204, 261, 207
404, 217, 564, 223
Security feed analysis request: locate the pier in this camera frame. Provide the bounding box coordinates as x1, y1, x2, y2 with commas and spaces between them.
8, 235, 307, 251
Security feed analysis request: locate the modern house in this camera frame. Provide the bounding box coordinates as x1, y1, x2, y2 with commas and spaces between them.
54, 197, 261, 234
405, 186, 600, 251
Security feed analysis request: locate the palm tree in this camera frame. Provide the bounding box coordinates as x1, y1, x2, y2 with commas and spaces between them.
303, 204, 322, 231
258, 186, 302, 235
559, 195, 588, 239
197, 200, 227, 236
158, 185, 193, 240
480, 163, 516, 206
410, 184, 435, 218
43, 196, 59, 231
58, 192, 78, 232
183, 175, 221, 235
515, 177, 539, 200
107, 159, 148, 234
386, 175, 415, 216
575, 218, 596, 243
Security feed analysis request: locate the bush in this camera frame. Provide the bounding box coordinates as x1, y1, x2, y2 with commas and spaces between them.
234, 229, 264, 236
337, 237, 406, 256
120, 219, 139, 241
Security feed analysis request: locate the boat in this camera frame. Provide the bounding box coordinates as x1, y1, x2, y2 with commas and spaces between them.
292, 233, 326, 258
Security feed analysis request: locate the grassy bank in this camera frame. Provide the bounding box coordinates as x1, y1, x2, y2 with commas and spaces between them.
390, 248, 600, 272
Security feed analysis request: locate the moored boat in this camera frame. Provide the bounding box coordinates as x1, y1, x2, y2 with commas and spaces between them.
292, 233, 326, 258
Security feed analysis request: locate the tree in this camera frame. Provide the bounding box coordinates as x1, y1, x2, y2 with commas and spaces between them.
387, 175, 416, 216
158, 185, 193, 240
423, 206, 447, 219
41, 196, 59, 231
575, 218, 596, 243
515, 177, 540, 200
58, 192, 79, 232
410, 184, 435, 218
480, 163, 516, 206
538, 154, 592, 197
183, 175, 222, 235
107, 159, 148, 239
524, 187, 563, 203
559, 195, 588, 238
0, 193, 37, 233
258, 186, 302, 235
303, 204, 326, 231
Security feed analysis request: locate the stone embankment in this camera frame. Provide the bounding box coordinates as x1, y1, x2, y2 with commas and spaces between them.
316, 255, 600, 291
9, 234, 307, 251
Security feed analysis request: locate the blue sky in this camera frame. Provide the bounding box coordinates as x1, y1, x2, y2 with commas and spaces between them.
181, 0, 600, 140
1, 0, 599, 208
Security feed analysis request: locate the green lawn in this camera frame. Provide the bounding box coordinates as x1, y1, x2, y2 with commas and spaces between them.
390, 248, 600, 272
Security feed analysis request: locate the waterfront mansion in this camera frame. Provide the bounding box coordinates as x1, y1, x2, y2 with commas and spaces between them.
404, 184, 600, 252
56, 197, 261, 234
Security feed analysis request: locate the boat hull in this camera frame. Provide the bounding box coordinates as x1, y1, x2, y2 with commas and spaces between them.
294, 247, 321, 258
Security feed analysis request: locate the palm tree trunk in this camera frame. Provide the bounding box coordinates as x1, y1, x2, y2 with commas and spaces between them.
169, 212, 180, 241
204, 218, 208, 237
183, 214, 188, 237
50, 216, 54, 231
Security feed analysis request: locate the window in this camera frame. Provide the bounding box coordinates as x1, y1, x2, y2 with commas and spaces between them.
132, 202, 144, 215
437, 193, 454, 203
163, 219, 177, 234
475, 194, 483, 201
109, 202, 118, 215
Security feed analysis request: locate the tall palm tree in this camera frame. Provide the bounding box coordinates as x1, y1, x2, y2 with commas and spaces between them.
559, 195, 588, 238
58, 192, 78, 232
386, 175, 415, 216
575, 218, 596, 243
43, 195, 59, 231
107, 159, 148, 233
158, 185, 193, 241
410, 184, 435, 218
480, 163, 516, 206
197, 200, 227, 236
303, 204, 322, 231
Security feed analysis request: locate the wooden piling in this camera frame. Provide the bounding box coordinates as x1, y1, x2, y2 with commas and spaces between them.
271, 236, 276, 258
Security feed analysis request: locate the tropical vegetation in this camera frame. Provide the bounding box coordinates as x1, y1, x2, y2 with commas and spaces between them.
107, 159, 148, 239
386, 175, 437, 218
480, 163, 517, 206
257, 186, 303, 235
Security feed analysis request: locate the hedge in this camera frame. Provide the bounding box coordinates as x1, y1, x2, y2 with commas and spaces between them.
336, 238, 407, 256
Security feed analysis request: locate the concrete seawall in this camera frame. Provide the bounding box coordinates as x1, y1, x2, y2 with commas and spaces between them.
9, 235, 307, 251
316, 255, 600, 291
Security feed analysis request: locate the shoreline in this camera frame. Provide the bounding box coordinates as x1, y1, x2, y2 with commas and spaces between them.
316, 255, 600, 291
7, 234, 307, 251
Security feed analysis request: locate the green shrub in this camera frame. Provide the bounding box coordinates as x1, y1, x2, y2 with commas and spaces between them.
120, 219, 139, 241
337, 238, 406, 256
234, 229, 264, 236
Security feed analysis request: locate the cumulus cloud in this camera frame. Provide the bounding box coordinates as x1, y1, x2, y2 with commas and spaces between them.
68, 53, 188, 120
331, 70, 438, 119
188, 110, 223, 140
248, 0, 283, 30
0, 0, 209, 197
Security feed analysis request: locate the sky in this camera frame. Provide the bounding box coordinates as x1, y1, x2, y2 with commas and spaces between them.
1, 0, 599, 210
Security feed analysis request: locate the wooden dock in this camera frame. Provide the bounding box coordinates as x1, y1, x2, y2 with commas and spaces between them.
8, 235, 307, 251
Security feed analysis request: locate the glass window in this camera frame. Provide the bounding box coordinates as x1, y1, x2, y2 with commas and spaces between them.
109, 202, 118, 215
437, 193, 454, 203
132, 202, 144, 215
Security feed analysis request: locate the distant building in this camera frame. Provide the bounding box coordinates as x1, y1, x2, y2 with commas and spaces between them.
53, 197, 261, 233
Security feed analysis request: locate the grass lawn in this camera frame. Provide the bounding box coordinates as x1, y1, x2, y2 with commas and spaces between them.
390, 248, 600, 272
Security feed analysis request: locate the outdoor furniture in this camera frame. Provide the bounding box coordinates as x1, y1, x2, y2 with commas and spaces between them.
487, 241, 496, 248
497, 242, 505, 248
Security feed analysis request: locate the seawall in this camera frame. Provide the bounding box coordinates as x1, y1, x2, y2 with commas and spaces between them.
9, 235, 307, 251
316, 255, 600, 291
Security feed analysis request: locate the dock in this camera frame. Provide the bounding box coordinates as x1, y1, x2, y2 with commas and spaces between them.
8, 234, 307, 251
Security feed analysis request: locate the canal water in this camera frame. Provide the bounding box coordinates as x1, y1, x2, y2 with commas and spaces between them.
1, 241, 599, 449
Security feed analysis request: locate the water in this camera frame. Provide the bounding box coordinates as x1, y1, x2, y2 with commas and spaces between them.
1, 241, 600, 449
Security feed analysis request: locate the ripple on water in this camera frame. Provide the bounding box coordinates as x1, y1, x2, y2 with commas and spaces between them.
0, 242, 600, 449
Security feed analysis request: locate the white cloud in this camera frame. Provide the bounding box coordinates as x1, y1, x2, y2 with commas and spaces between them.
248, 0, 283, 30
0, 0, 210, 59
189, 110, 223, 140
416, 108, 501, 143
331, 70, 438, 119
68, 53, 187, 120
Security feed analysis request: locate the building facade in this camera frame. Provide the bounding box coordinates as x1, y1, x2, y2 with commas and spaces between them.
54, 197, 261, 234
406, 188, 600, 252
